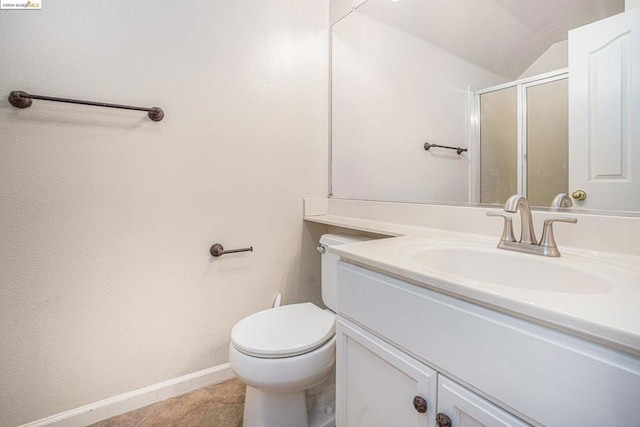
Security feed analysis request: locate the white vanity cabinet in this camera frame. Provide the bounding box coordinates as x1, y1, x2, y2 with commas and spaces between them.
335, 261, 640, 427
337, 318, 529, 427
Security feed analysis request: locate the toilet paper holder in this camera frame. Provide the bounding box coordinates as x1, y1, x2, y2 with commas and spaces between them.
210, 243, 253, 257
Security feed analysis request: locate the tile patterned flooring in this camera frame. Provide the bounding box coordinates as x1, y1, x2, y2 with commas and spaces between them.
90, 378, 246, 427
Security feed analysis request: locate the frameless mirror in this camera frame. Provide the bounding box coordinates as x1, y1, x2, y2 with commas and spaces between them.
331, 0, 630, 213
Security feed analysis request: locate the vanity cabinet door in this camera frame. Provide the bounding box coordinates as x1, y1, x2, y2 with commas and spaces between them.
336, 318, 437, 427
436, 376, 530, 427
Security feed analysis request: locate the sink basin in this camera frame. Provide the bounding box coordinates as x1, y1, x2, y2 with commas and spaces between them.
409, 244, 615, 294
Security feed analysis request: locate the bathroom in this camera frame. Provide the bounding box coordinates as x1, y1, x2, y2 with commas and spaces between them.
1, 0, 639, 426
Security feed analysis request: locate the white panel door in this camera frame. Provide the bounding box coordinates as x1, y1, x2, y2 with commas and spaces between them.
436, 376, 530, 427
336, 318, 437, 427
568, 8, 640, 210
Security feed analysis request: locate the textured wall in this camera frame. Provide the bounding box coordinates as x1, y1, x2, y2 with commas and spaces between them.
627, 0, 640, 10
0, 1, 328, 425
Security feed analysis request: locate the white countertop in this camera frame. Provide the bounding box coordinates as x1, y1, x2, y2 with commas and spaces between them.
328, 229, 640, 357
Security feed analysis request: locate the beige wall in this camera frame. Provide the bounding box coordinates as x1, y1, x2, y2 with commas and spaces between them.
627, 0, 640, 10
0, 1, 328, 425
330, 0, 367, 23
519, 40, 568, 79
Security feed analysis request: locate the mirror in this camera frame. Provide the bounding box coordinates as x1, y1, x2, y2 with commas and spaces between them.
331, 0, 629, 212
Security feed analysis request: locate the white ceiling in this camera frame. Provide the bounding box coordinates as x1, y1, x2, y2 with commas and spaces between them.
357, 0, 624, 79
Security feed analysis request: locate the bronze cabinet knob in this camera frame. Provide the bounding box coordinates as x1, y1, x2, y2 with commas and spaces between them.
436, 413, 452, 427
412, 395, 428, 413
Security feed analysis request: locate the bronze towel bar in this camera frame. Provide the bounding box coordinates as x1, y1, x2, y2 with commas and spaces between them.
424, 142, 467, 155
8, 90, 164, 121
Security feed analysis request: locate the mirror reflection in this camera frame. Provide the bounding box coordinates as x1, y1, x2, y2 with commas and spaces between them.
479, 86, 518, 204
331, 0, 629, 212
478, 73, 568, 207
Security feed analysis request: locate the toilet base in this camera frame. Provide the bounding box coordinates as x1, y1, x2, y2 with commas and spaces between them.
308, 403, 336, 427
243, 385, 308, 427
242, 385, 336, 427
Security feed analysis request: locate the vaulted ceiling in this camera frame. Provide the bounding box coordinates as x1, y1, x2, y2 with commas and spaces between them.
357, 0, 624, 79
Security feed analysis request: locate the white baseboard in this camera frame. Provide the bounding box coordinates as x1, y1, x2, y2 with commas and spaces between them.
20, 363, 235, 427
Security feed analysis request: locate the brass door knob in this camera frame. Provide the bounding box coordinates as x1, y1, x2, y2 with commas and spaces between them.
571, 190, 587, 201
412, 396, 427, 413
436, 413, 452, 427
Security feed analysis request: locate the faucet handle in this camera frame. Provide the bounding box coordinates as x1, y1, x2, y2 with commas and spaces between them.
551, 193, 573, 210
539, 217, 577, 257
487, 211, 516, 243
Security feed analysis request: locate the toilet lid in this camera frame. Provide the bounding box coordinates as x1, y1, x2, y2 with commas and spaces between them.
231, 303, 336, 358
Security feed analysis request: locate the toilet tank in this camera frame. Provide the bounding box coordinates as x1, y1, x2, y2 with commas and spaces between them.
319, 233, 372, 311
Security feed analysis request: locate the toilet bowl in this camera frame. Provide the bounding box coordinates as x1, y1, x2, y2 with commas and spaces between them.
229, 234, 370, 427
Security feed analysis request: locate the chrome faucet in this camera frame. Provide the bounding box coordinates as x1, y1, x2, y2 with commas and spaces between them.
504, 195, 537, 245
487, 194, 577, 257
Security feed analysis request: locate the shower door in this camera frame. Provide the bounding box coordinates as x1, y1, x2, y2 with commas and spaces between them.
473, 71, 568, 207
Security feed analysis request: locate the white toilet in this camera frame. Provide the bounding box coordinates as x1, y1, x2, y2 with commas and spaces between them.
229, 234, 370, 427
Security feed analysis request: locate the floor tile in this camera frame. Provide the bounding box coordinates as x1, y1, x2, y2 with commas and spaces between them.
89, 378, 245, 427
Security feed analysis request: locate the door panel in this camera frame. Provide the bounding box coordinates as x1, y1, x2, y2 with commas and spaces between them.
437, 376, 530, 427
569, 8, 640, 210
336, 318, 437, 427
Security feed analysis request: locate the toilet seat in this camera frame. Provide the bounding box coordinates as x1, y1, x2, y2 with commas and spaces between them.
231, 303, 335, 358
